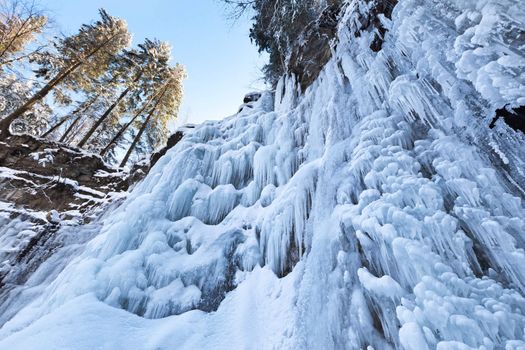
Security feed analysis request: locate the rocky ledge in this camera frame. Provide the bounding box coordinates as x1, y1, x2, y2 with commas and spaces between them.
0, 134, 143, 217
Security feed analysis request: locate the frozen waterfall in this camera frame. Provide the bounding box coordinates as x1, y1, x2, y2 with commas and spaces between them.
1, 0, 525, 349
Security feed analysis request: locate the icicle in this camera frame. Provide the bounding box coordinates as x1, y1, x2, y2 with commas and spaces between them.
259, 163, 317, 275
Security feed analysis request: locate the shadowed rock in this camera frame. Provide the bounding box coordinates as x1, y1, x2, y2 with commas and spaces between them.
489, 105, 525, 134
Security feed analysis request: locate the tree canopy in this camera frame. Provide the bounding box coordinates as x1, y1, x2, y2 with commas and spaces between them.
0, 2, 185, 168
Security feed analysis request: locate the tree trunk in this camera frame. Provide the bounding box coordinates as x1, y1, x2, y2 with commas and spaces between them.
42, 94, 100, 139
119, 80, 172, 167
0, 61, 81, 139
41, 115, 69, 138
0, 31, 122, 140
76, 86, 131, 148
77, 68, 144, 148
59, 115, 82, 143
99, 105, 144, 157
119, 112, 152, 168
100, 80, 169, 157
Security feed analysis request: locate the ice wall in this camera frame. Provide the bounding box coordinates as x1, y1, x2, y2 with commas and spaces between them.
0, 0, 524, 349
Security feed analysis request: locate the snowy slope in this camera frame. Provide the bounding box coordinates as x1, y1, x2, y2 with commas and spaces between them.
1, 0, 525, 349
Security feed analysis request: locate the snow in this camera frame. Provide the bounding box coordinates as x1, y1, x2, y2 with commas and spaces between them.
0, 166, 105, 200
1, 0, 525, 349
28, 148, 59, 167
0, 266, 296, 350
357, 267, 405, 299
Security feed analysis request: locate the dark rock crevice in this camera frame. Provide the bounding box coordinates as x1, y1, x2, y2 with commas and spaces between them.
489, 105, 525, 134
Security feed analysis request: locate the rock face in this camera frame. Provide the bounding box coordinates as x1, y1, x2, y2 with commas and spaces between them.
150, 125, 194, 168
489, 105, 525, 134
288, 3, 342, 91
243, 92, 262, 104
288, 0, 398, 91
238, 92, 263, 113
0, 134, 135, 214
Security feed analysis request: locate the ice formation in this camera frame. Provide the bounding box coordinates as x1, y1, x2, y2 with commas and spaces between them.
1, 0, 525, 349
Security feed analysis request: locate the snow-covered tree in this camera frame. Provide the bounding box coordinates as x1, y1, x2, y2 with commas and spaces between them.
0, 0, 47, 68
76, 38, 172, 148
0, 8, 131, 139
224, 0, 342, 85
0, 73, 50, 135
119, 64, 185, 167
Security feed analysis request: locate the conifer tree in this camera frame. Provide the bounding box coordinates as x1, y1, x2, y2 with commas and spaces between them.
120, 64, 185, 167
42, 67, 122, 141
0, 9, 130, 139
0, 0, 47, 68
0, 72, 50, 135
77, 39, 171, 148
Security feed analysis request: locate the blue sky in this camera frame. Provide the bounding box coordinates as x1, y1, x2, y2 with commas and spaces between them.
40, 0, 268, 125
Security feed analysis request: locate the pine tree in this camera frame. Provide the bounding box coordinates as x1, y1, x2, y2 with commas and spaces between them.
120, 64, 185, 167
0, 9, 130, 139
0, 0, 47, 68
77, 38, 172, 148
42, 67, 122, 142
0, 73, 50, 135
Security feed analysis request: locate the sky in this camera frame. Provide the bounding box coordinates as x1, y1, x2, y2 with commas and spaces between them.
39, 0, 268, 125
